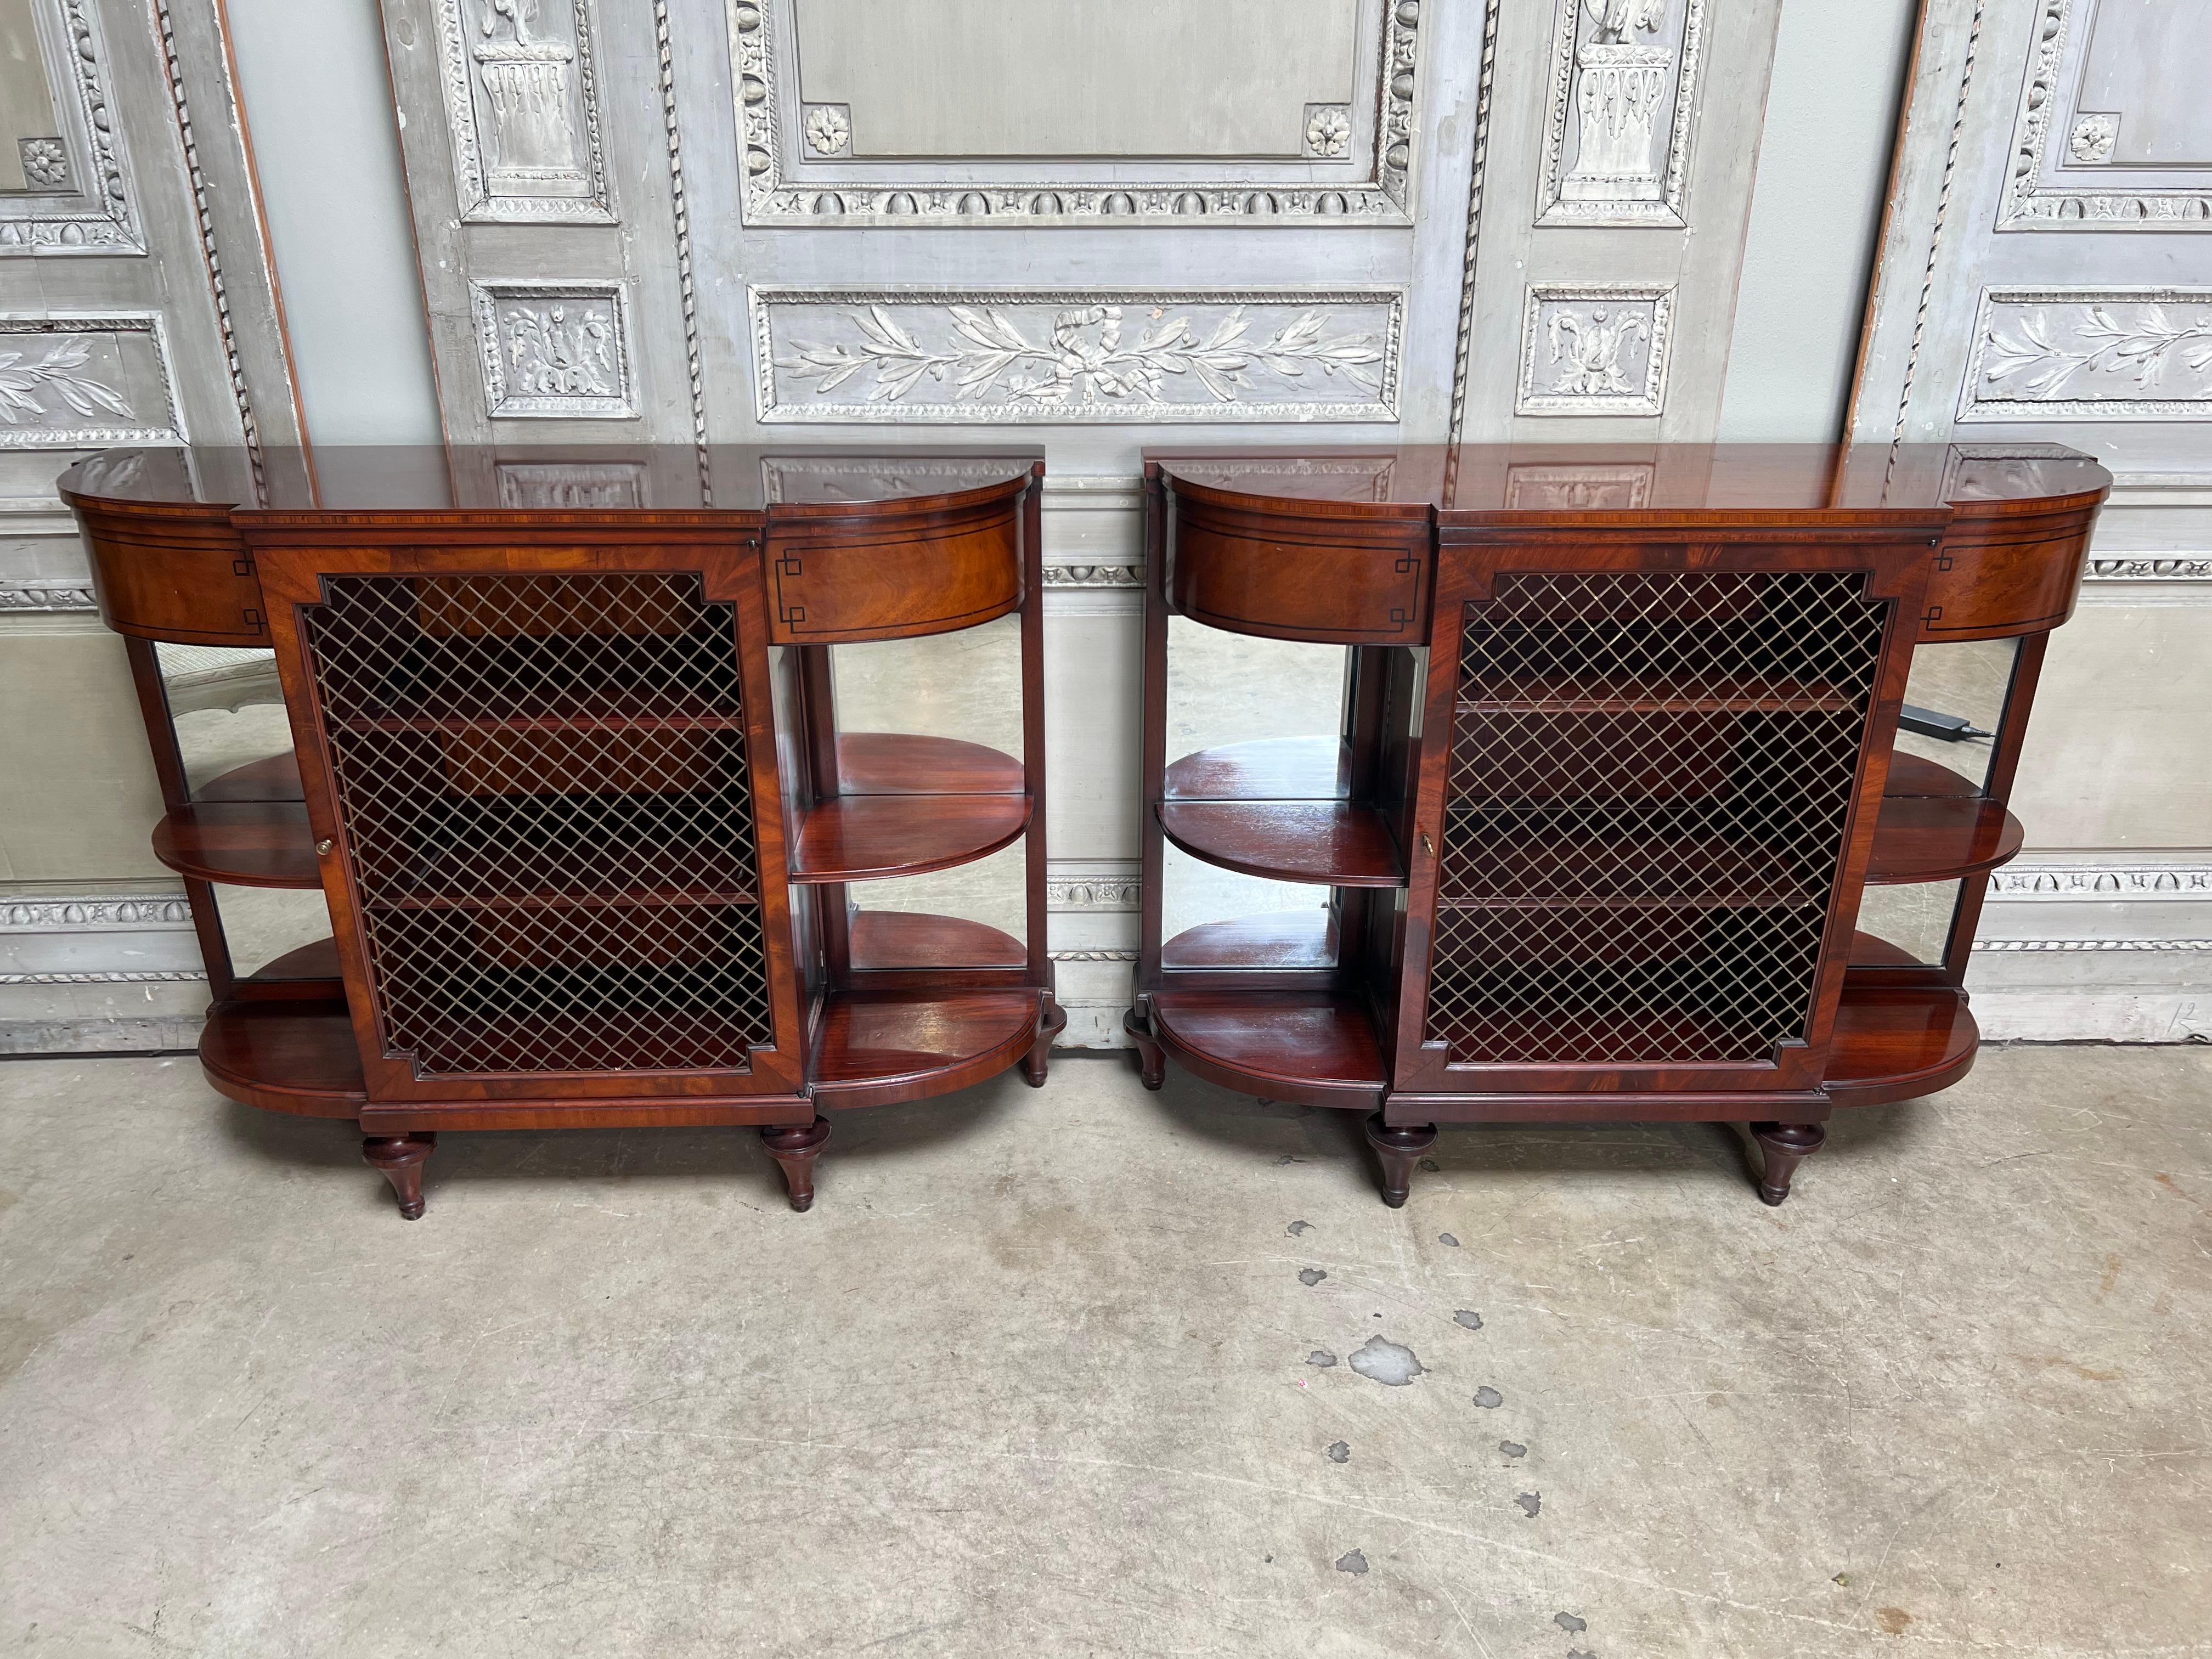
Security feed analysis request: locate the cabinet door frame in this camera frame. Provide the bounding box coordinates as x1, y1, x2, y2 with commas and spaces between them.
1389, 523, 1939, 1102
250, 524, 810, 1105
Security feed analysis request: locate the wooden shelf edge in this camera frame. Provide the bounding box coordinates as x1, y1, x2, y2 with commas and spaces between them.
791, 794, 1033, 884
1161, 910, 1338, 972
1156, 802, 1404, 889
1825, 983, 1978, 1109
1866, 794, 2025, 886
810, 987, 1042, 1110
1164, 736, 1351, 803
849, 910, 1026, 970
153, 802, 323, 890
837, 732, 1024, 795
1148, 989, 1387, 1109
200, 998, 366, 1118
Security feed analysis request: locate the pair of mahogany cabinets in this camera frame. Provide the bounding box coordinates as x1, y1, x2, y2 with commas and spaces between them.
65, 443, 2106, 1217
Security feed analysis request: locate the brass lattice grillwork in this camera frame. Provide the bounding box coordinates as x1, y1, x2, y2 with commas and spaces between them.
302, 572, 774, 1076
1425, 569, 1886, 1066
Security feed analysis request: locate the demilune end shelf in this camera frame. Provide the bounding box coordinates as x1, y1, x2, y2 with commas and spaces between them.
65, 446, 1063, 1217
1124, 444, 2109, 1206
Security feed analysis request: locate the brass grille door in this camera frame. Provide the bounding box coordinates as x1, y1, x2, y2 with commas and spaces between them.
1418, 566, 1890, 1085
297, 569, 781, 1085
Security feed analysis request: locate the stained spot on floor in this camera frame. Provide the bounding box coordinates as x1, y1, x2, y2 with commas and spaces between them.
1515, 1492, 1541, 1518
1500, 1440, 1527, 1458
1335, 1549, 1368, 1575
1439, 1233, 1460, 1247
1419, 1158, 1441, 1171
1473, 1385, 1504, 1407
1555, 1612, 1586, 1633
1325, 1441, 1350, 1464
1274, 1155, 1306, 1166
1453, 1310, 1483, 1331
1876, 1608, 1913, 1637
1307, 1350, 1338, 1368
1347, 1335, 1424, 1386
1299, 1268, 1328, 1286
1569, 1650, 1596, 1659
1286, 1220, 1314, 1237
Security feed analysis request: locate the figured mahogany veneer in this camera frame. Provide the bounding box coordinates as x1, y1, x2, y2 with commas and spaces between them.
154, 802, 321, 888
65, 446, 1059, 1218
1129, 444, 2108, 1207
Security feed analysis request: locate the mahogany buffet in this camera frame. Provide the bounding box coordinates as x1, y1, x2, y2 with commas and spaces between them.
63, 447, 1063, 1217
1125, 445, 2109, 1206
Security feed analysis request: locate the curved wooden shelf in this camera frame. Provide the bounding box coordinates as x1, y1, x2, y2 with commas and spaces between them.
1165, 736, 1349, 802
1847, 929, 1929, 970
1826, 983, 1978, 1109
792, 794, 1031, 883
1867, 795, 2024, 885
153, 802, 321, 889
1158, 802, 1403, 888
1162, 909, 1337, 970
849, 910, 1025, 970
838, 731, 1023, 794
200, 997, 365, 1119
810, 987, 1042, 1109
196, 753, 306, 804
1149, 989, 1386, 1108
251, 936, 342, 983
1884, 753, 1982, 798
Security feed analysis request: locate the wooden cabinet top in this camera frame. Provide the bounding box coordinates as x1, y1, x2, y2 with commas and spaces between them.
1149, 443, 2109, 524
57, 445, 1043, 521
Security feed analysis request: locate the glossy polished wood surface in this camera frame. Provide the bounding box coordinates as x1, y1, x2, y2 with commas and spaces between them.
69, 445, 1057, 1216
1133, 445, 2104, 1206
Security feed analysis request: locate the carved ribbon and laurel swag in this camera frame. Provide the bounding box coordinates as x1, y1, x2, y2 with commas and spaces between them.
776, 303, 1386, 408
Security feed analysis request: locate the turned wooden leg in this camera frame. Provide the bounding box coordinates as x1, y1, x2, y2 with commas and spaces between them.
362, 1132, 435, 1220
1751, 1121, 1826, 1206
1023, 997, 1068, 1088
761, 1117, 832, 1212
1364, 1114, 1437, 1209
1124, 1007, 1165, 1091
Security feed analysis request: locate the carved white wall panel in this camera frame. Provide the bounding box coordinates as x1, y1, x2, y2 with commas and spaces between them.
1515, 283, 1673, 415
731, 0, 1424, 225
1534, 0, 1705, 228
0, 0, 141, 255
432, 0, 614, 223
1454, 0, 1782, 439
470, 279, 636, 419
1960, 287, 2212, 420
1997, 0, 2212, 230
753, 290, 1404, 424
0, 314, 182, 447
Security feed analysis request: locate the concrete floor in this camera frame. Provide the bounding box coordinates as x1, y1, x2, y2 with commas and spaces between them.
1, 1045, 2207, 1656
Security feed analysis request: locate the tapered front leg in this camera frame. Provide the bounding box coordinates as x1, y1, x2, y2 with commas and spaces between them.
761, 1117, 832, 1212
1751, 1121, 1826, 1206
1023, 997, 1068, 1088
1364, 1115, 1437, 1209
362, 1132, 436, 1220
1124, 1007, 1165, 1091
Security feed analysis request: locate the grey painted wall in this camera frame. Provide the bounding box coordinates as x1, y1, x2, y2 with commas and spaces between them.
225, 0, 440, 445
1719, 0, 1921, 440
225, 0, 1908, 448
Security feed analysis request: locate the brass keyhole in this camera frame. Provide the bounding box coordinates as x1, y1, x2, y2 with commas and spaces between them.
1419, 830, 1435, 859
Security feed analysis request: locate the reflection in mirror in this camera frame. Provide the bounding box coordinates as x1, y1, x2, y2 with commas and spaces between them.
1163, 617, 1348, 963
848, 839, 1028, 966
0, 0, 63, 195
832, 613, 1022, 761
1894, 638, 2021, 793
212, 883, 337, 982
1854, 879, 1962, 968
159, 646, 285, 757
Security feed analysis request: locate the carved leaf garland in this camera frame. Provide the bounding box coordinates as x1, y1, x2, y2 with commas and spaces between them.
0, 335, 134, 425
1984, 304, 2212, 400
776, 303, 1385, 408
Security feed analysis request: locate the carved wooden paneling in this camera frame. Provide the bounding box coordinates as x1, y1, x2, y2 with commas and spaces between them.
753, 289, 1403, 424
0, 314, 182, 447
1534, 0, 1706, 228
1514, 283, 1674, 416
1849, 0, 2211, 1041
733, 0, 1424, 225
431, 0, 614, 223
469, 279, 637, 419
